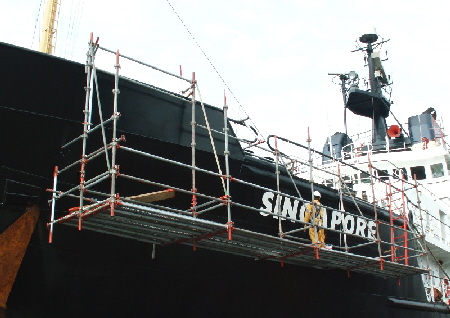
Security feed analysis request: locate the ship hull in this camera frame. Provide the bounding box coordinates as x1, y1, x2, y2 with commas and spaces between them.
0, 42, 447, 317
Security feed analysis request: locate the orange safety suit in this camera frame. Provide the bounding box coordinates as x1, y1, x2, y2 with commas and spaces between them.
304, 199, 325, 247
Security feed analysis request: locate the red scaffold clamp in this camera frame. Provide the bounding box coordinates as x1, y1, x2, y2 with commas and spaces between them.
190, 188, 198, 217
226, 221, 234, 241
110, 193, 121, 217
220, 194, 231, 205
422, 137, 429, 149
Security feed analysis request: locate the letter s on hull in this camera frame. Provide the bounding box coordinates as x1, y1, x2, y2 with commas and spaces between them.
260, 192, 274, 216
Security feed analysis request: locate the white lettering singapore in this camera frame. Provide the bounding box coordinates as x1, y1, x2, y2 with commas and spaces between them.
259, 191, 376, 239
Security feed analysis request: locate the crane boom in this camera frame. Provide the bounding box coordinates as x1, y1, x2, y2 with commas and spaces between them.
39, 0, 60, 54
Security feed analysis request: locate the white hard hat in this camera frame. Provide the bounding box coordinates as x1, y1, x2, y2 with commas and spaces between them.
313, 191, 321, 197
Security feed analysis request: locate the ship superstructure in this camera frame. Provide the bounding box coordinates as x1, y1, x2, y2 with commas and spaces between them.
293, 32, 450, 305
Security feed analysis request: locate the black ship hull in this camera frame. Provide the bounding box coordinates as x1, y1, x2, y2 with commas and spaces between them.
1, 42, 447, 317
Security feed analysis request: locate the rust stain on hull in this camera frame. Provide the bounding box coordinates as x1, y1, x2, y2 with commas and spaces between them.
0, 206, 40, 309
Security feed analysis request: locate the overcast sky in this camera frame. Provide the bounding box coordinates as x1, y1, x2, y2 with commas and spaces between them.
1, 0, 449, 152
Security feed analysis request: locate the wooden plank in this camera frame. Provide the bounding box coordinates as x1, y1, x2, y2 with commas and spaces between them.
127, 189, 175, 203
0, 205, 40, 309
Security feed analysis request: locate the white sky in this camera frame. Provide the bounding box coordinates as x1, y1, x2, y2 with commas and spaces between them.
1, 0, 449, 152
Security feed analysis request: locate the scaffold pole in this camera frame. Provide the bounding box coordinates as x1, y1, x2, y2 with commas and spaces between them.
367, 154, 384, 270
79, 34, 96, 229
48, 166, 58, 243
190, 72, 197, 217
223, 91, 233, 240
274, 135, 283, 238
306, 128, 319, 247
109, 49, 121, 217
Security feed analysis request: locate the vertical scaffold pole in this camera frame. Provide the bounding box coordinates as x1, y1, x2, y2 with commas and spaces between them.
401, 175, 408, 265
79, 33, 95, 230
414, 175, 428, 262
223, 92, 233, 240
49, 166, 58, 243
274, 136, 282, 238
190, 72, 197, 217
388, 178, 394, 261
367, 155, 383, 269
306, 127, 319, 242
110, 49, 121, 217
307, 128, 319, 249
337, 163, 348, 251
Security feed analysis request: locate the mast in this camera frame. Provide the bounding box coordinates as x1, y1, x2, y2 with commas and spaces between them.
39, 0, 60, 54
360, 32, 387, 147
344, 31, 391, 151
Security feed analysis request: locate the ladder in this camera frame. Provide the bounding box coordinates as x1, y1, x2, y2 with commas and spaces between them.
387, 173, 409, 265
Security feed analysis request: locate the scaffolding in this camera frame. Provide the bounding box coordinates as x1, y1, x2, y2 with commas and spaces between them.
47, 35, 427, 280
387, 172, 409, 265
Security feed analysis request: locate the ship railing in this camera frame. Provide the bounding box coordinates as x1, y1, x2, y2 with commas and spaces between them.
432, 117, 447, 148
421, 267, 450, 304
341, 141, 373, 159
1, 179, 41, 205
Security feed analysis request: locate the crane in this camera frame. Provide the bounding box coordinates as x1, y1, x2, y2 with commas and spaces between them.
39, 0, 60, 54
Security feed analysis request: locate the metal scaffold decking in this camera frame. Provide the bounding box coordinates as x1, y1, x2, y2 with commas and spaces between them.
64, 201, 425, 279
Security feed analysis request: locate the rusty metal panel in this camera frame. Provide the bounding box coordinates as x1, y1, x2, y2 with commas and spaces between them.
0, 206, 39, 309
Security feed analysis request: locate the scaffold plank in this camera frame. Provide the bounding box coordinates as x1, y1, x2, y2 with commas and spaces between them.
62, 202, 426, 279
127, 189, 175, 203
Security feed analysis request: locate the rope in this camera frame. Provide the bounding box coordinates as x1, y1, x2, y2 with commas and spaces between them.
164, 0, 264, 140
92, 66, 111, 170
31, 0, 45, 49
195, 84, 226, 193
278, 155, 303, 200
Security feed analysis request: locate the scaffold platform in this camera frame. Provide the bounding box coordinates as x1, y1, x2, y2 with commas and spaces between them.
48, 37, 428, 283
64, 201, 426, 279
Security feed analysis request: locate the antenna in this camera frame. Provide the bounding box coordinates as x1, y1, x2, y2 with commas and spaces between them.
328, 72, 359, 135
344, 31, 392, 150
372, 52, 388, 85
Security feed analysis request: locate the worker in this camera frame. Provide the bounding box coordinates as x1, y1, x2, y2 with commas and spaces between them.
304, 191, 325, 248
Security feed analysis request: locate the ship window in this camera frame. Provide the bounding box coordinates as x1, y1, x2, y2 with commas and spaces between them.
377, 169, 389, 180
342, 175, 353, 190
440, 210, 447, 241
410, 166, 426, 180
393, 168, 408, 180
446, 156, 450, 173
360, 172, 371, 183
431, 163, 444, 178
